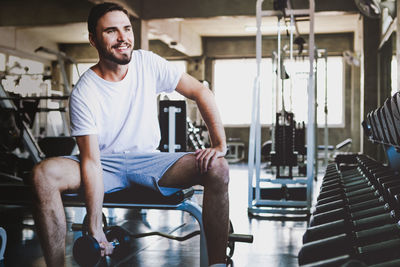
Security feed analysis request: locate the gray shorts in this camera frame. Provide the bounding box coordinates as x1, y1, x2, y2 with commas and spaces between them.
64, 152, 189, 196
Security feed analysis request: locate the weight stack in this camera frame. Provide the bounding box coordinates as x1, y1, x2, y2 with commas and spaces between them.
271, 111, 297, 167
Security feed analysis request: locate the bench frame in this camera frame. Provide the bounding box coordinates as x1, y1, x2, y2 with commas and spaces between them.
0, 183, 208, 266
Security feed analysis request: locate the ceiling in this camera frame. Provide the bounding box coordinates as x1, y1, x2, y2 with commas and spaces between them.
154, 13, 360, 37
17, 12, 360, 45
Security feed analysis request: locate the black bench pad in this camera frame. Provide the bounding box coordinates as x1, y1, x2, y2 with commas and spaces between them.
0, 182, 194, 207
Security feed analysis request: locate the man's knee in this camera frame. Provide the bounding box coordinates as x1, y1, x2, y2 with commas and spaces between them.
204, 158, 230, 189
31, 159, 58, 189
31, 158, 79, 192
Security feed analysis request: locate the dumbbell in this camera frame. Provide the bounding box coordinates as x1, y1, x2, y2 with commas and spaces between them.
321, 168, 394, 190
299, 228, 400, 265
298, 255, 352, 267
303, 207, 400, 243
316, 172, 399, 207
306, 183, 400, 241
314, 174, 400, 215
310, 201, 391, 227
73, 226, 131, 267
369, 258, 400, 267
302, 222, 400, 257
317, 185, 378, 206
314, 190, 382, 215
320, 166, 393, 191
310, 179, 400, 227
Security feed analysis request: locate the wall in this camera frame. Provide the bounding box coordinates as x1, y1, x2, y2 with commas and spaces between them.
0, 27, 57, 63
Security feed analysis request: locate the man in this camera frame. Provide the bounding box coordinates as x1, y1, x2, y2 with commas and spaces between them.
30, 2, 229, 267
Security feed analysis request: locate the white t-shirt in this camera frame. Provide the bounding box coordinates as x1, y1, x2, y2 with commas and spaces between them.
69, 50, 184, 154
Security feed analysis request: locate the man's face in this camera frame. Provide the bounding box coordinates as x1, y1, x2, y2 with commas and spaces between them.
91, 10, 134, 65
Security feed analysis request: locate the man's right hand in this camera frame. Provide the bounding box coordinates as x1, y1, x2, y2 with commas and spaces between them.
93, 231, 114, 257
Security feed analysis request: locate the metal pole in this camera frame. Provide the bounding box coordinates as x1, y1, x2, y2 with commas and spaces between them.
306, 0, 315, 210
248, 0, 264, 212
277, 17, 282, 113
324, 52, 329, 166
168, 106, 177, 153
289, 14, 294, 111
397, 0, 400, 92
314, 51, 318, 177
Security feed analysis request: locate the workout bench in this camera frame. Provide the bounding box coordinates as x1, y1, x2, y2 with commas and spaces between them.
0, 176, 209, 266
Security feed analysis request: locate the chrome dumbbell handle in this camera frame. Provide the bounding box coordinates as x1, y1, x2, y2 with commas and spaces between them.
0, 227, 6, 261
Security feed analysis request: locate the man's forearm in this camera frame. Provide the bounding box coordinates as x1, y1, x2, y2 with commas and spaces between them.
196, 89, 226, 151
81, 160, 104, 234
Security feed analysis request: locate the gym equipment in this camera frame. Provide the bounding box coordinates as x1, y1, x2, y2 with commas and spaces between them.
0, 174, 254, 267
355, 0, 396, 20
0, 92, 76, 160
73, 226, 131, 267
34, 46, 79, 95
248, 0, 317, 217
226, 138, 245, 163
270, 111, 298, 178
0, 227, 6, 267
299, 235, 400, 266
72, 216, 252, 266
0, 179, 210, 266
0, 84, 44, 164
159, 100, 187, 152
187, 118, 207, 151
295, 122, 307, 175
298, 99, 400, 266
299, 151, 400, 266
72, 221, 253, 267
0, 107, 22, 153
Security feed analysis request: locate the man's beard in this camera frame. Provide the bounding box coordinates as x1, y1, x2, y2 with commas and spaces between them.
99, 43, 133, 65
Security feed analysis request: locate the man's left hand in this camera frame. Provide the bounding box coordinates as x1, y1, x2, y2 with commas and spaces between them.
194, 147, 227, 174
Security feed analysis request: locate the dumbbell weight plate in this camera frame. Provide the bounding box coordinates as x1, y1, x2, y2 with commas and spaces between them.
73, 235, 101, 267
105, 226, 131, 260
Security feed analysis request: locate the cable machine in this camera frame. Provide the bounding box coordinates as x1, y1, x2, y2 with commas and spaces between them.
248, 0, 316, 217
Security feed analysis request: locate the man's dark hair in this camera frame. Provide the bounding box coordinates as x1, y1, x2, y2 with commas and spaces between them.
88, 2, 129, 36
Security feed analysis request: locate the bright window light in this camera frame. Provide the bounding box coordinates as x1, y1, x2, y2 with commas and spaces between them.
213, 58, 273, 125
392, 56, 397, 96
213, 57, 344, 126
0, 53, 5, 71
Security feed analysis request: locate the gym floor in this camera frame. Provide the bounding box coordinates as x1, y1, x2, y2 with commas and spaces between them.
0, 162, 320, 267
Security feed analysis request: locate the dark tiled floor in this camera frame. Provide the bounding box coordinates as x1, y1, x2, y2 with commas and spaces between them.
0, 163, 318, 267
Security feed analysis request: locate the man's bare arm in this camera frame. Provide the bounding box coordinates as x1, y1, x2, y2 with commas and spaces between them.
176, 73, 227, 173
75, 135, 113, 255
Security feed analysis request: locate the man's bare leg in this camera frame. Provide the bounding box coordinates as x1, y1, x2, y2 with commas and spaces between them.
159, 154, 230, 265
30, 158, 81, 267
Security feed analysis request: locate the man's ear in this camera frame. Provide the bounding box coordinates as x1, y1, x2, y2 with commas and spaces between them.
89, 33, 96, 48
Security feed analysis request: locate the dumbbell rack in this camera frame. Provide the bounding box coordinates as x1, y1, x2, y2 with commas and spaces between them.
298, 155, 400, 266
248, 0, 316, 216
297, 90, 400, 265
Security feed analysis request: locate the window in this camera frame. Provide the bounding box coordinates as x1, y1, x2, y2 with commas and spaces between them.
392, 57, 397, 97
213, 57, 344, 126
213, 58, 273, 125
0, 54, 66, 136
1, 55, 48, 96
0, 53, 5, 72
